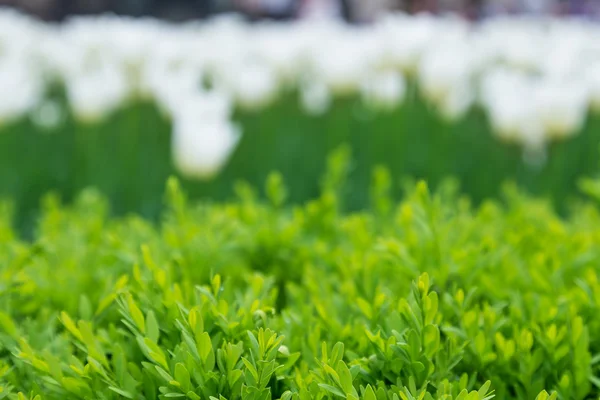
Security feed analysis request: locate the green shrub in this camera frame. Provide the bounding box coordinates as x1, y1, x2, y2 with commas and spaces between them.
1, 156, 600, 399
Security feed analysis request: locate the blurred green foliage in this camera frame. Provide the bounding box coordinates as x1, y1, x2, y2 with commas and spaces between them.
2, 85, 600, 234
1, 151, 600, 398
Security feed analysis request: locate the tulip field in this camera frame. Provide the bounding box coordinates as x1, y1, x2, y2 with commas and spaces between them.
3, 7, 600, 400
3, 9, 600, 227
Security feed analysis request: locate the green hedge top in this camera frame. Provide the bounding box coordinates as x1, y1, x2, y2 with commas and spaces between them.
2, 167, 600, 399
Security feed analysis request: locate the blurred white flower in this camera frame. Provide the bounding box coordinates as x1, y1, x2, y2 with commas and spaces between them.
585, 63, 600, 113
0, 9, 43, 61
0, 58, 43, 124
438, 84, 475, 121
533, 78, 589, 139
172, 114, 241, 180
66, 62, 130, 123
361, 70, 406, 111
141, 62, 204, 116
375, 13, 439, 73
0, 7, 599, 150
251, 24, 306, 82
418, 41, 475, 120
309, 29, 370, 95
481, 17, 546, 72
31, 99, 65, 131
481, 69, 543, 145
171, 90, 233, 123
539, 23, 590, 80
223, 61, 279, 111
170, 89, 238, 178
299, 79, 331, 116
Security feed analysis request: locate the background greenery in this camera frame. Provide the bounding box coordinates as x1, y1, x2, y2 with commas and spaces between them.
2, 84, 600, 234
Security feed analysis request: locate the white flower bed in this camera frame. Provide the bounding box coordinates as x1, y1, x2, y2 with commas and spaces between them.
1, 8, 600, 177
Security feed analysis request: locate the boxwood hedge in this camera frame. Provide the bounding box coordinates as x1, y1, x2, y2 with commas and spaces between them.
1, 151, 600, 400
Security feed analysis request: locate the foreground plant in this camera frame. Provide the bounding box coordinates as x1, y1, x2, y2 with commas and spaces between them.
1, 154, 600, 399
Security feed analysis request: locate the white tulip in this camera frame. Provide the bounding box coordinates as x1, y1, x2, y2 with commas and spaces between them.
251, 25, 306, 82
31, 99, 65, 131
533, 78, 589, 139
482, 70, 542, 144
0, 59, 43, 124
361, 70, 406, 111
539, 23, 589, 80
223, 61, 279, 111
482, 17, 546, 72
299, 79, 331, 116
66, 62, 130, 123
438, 83, 475, 121
141, 62, 204, 116
418, 41, 475, 119
309, 29, 370, 95
172, 114, 241, 180
585, 63, 600, 113
171, 90, 233, 123
374, 13, 439, 73
0, 9, 43, 59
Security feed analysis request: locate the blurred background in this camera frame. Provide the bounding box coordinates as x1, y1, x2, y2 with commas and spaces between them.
2, 0, 600, 236
2, 0, 600, 22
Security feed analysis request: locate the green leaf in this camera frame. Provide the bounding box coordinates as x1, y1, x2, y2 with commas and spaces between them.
318, 384, 346, 398
146, 311, 160, 343
364, 385, 377, 400
144, 338, 168, 371
197, 332, 215, 371
356, 298, 373, 320
155, 366, 174, 383
60, 312, 83, 342
478, 381, 492, 399
175, 363, 191, 392
187, 392, 201, 400
336, 361, 354, 395
127, 295, 145, 334
423, 324, 440, 357
330, 342, 344, 366
242, 358, 259, 387
188, 307, 203, 335
108, 386, 135, 399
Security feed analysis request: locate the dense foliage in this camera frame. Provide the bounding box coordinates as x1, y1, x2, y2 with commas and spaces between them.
1, 151, 600, 399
